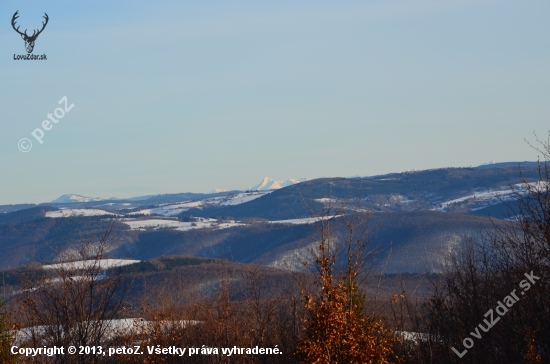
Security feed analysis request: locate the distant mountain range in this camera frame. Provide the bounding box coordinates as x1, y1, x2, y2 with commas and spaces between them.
0, 161, 542, 274
49, 177, 308, 204
46, 163, 539, 205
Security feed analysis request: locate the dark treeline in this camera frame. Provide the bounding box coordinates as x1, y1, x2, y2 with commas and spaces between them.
411, 143, 550, 363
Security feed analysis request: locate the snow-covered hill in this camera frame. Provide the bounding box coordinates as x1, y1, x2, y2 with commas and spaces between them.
133, 191, 272, 216
434, 181, 546, 212
51, 194, 103, 203
45, 209, 117, 218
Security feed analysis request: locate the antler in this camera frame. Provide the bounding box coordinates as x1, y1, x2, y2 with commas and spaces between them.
32, 13, 49, 38
11, 11, 27, 37
11, 11, 49, 39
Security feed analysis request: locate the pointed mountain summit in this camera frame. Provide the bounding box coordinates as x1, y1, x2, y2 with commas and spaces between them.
251, 177, 308, 191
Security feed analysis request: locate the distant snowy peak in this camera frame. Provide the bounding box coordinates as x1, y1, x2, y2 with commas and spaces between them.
251, 177, 280, 191
210, 188, 228, 193
251, 177, 308, 191
51, 194, 103, 204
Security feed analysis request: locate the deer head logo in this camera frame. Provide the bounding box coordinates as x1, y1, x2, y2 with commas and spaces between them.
12, 11, 49, 54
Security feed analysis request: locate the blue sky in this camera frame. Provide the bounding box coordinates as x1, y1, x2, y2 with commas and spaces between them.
1, 0, 549, 204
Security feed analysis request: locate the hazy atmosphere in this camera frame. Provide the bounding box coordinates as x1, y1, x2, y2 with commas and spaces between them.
2, 0, 550, 204
2, 1, 550, 363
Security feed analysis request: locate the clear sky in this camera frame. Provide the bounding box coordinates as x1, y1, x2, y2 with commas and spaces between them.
1, 0, 549, 204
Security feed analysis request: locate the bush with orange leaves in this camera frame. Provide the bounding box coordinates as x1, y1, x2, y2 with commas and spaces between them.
297, 208, 399, 364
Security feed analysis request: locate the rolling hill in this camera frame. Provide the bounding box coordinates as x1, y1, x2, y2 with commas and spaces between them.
0, 163, 539, 273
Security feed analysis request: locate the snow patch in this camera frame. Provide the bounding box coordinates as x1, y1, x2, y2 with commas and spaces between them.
42, 259, 140, 270
46, 209, 116, 218
315, 198, 338, 204
435, 182, 547, 211
270, 216, 338, 225
122, 218, 245, 231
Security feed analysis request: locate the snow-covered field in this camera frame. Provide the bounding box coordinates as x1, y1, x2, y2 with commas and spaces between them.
46, 209, 116, 218
270, 216, 338, 225
122, 215, 331, 231
122, 218, 245, 231
314, 198, 338, 204
42, 259, 140, 270
436, 182, 546, 211
219, 192, 270, 206
14, 318, 201, 345
133, 191, 271, 216
135, 201, 204, 216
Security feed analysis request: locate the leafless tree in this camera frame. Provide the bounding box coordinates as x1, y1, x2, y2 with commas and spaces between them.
17, 222, 127, 364
0, 296, 16, 364
417, 134, 550, 363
